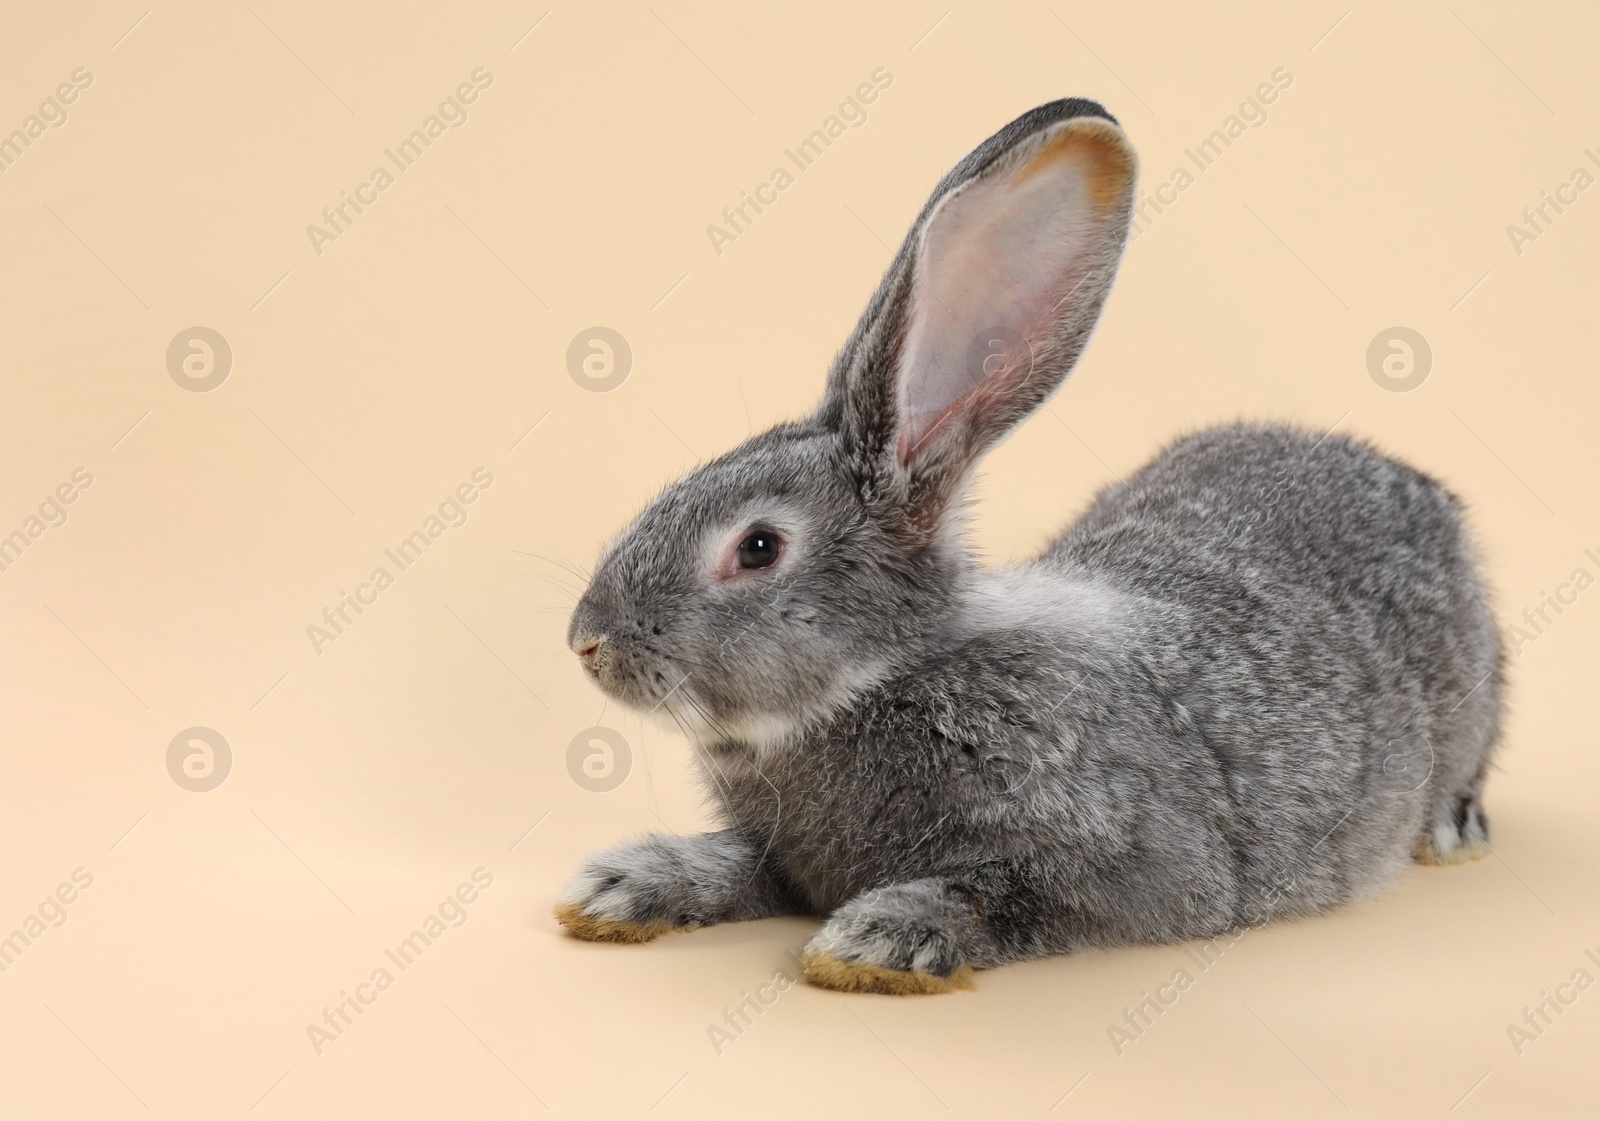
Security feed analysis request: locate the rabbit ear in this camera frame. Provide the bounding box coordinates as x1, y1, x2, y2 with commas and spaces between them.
820, 100, 1137, 532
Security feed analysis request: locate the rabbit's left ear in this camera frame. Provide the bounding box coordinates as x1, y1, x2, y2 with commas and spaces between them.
821, 101, 1137, 530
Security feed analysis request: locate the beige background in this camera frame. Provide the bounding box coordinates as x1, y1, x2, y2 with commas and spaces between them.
1, 1, 1597, 1118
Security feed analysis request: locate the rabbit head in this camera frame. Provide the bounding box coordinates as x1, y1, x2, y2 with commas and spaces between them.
568, 98, 1137, 748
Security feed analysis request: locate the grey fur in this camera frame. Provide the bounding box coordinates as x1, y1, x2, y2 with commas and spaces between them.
558, 99, 1502, 986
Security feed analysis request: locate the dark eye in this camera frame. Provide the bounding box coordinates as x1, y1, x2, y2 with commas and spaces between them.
736, 529, 782, 570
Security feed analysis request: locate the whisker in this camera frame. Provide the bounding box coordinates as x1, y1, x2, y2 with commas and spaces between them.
734, 745, 783, 891
674, 703, 736, 801
681, 689, 739, 747
513, 549, 593, 586
557, 552, 594, 582
518, 572, 582, 602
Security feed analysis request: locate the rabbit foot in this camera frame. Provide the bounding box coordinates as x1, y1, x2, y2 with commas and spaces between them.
553, 900, 678, 943
556, 831, 806, 942
1412, 835, 1490, 866
554, 861, 699, 943
799, 880, 982, 994
800, 950, 975, 994
1415, 792, 1491, 865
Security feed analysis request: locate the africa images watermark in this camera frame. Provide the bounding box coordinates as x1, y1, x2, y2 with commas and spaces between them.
1105, 784, 1416, 1059
566, 327, 633, 392
1106, 862, 1310, 1056
306, 67, 495, 256
1130, 66, 1294, 242
0, 467, 95, 575
0, 869, 95, 974
306, 467, 495, 654
1505, 945, 1600, 1057
1503, 545, 1600, 656
706, 965, 797, 1055
167, 726, 233, 792
1505, 147, 1600, 256
0, 67, 94, 174
166, 327, 233, 393
306, 868, 495, 1055
566, 726, 631, 792
705, 67, 895, 256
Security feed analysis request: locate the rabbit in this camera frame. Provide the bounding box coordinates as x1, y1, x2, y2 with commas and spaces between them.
555, 97, 1503, 994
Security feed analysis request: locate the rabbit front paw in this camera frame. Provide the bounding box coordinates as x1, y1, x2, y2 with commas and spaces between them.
555, 845, 701, 944
799, 881, 980, 995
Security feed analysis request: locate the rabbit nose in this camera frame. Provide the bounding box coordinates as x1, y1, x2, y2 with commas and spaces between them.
572, 635, 604, 666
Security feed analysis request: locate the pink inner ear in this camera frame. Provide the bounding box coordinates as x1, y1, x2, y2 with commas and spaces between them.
895, 137, 1111, 468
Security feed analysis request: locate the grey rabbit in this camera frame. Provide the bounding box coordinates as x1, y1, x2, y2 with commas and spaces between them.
556, 98, 1502, 993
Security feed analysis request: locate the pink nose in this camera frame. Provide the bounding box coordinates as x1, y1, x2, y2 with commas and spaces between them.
574, 637, 603, 663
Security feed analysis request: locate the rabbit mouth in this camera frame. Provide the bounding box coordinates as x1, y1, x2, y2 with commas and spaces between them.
583, 639, 714, 727
591, 659, 671, 712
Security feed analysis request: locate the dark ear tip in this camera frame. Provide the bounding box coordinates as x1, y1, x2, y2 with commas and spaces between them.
939, 98, 1127, 194
1030, 97, 1121, 129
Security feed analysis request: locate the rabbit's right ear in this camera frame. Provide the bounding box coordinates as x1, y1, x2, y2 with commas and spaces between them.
818, 100, 1137, 535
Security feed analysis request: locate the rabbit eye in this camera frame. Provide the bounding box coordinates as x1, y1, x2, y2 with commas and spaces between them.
736, 529, 782, 570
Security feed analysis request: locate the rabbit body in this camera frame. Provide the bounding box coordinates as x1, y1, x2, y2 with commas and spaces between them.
706, 425, 1499, 968
556, 99, 1502, 993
